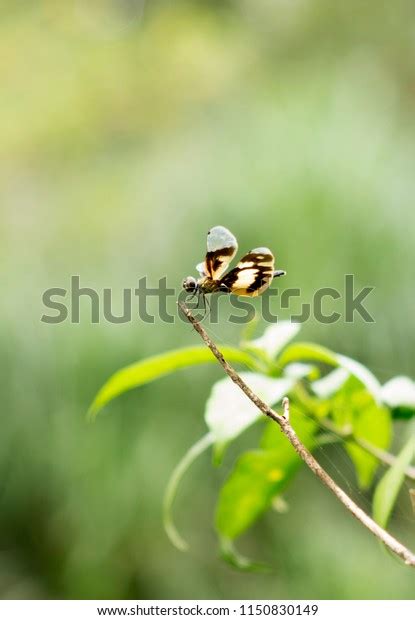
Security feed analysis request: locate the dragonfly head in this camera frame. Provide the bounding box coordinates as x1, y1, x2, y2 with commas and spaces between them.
182, 276, 198, 293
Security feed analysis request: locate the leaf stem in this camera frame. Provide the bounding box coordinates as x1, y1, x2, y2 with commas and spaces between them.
163, 432, 214, 551
179, 302, 415, 568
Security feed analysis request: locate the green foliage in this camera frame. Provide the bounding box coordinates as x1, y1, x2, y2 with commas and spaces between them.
5, 0, 415, 598
90, 321, 415, 570
278, 342, 338, 367
216, 449, 296, 540
330, 379, 392, 489
88, 346, 257, 418
216, 408, 317, 540
345, 405, 391, 490
279, 343, 382, 400
205, 373, 294, 445
373, 433, 415, 528
381, 377, 415, 420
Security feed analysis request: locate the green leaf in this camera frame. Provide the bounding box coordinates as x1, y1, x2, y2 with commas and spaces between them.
336, 354, 382, 402
88, 346, 256, 418
312, 368, 349, 399
331, 381, 392, 489
279, 342, 382, 401
373, 435, 415, 528
216, 450, 295, 540
205, 373, 294, 445
391, 407, 415, 420
284, 363, 319, 381
215, 407, 316, 540
346, 405, 391, 489
381, 376, 415, 410
278, 342, 339, 367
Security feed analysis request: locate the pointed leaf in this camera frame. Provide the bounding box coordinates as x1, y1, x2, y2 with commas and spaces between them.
89, 346, 256, 418
346, 403, 391, 489
337, 354, 382, 402
215, 450, 296, 540
330, 381, 392, 489
381, 376, 415, 409
312, 368, 350, 399
216, 407, 316, 540
284, 363, 318, 381
205, 373, 293, 444
373, 435, 415, 528
279, 343, 382, 401
278, 342, 339, 367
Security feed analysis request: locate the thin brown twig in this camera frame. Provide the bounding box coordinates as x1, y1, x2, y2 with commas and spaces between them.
179, 302, 415, 568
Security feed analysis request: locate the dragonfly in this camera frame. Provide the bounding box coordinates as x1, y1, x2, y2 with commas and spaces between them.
182, 226, 286, 305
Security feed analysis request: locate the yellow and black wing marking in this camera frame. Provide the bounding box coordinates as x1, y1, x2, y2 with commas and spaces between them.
203, 226, 238, 281
219, 247, 275, 297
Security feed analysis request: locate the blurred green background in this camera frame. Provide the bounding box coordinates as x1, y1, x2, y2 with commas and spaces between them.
1, 0, 415, 599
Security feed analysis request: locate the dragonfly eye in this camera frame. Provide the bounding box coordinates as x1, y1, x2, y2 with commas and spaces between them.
182, 276, 197, 292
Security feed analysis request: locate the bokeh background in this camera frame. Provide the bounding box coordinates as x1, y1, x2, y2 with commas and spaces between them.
1, 0, 415, 599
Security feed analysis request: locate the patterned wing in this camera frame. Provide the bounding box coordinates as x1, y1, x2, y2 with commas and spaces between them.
219, 247, 275, 297
196, 262, 207, 277
204, 226, 238, 281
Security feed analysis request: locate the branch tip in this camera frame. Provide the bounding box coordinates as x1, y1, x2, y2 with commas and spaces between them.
282, 397, 290, 421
